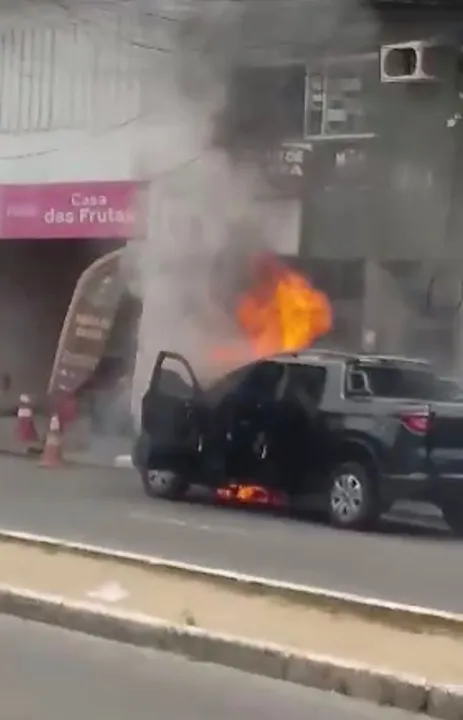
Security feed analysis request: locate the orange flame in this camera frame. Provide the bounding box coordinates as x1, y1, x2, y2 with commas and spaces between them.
216, 483, 286, 506
235, 252, 332, 359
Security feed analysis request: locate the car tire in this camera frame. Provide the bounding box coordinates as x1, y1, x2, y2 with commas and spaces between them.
439, 497, 463, 537
327, 460, 379, 531
141, 469, 189, 501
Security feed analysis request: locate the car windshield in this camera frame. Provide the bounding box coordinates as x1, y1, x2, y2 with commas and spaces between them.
356, 364, 462, 401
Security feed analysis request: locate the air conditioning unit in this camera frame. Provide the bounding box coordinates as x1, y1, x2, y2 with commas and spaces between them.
380, 40, 448, 83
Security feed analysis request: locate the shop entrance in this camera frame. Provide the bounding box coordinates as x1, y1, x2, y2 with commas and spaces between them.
0, 238, 127, 412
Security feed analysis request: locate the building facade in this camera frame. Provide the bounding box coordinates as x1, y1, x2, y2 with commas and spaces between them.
0, 1, 306, 402
215, 0, 463, 364
3, 0, 463, 402
0, 2, 148, 401
296, 1, 463, 368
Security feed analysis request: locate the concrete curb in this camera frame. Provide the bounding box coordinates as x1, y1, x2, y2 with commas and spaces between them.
0, 528, 462, 638
0, 584, 461, 719
114, 454, 133, 468
0, 447, 134, 471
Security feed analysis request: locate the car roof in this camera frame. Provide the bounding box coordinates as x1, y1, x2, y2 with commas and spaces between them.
355, 354, 431, 366
268, 349, 352, 366
266, 350, 431, 367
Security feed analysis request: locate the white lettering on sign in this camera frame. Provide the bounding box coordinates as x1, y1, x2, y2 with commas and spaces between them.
76, 314, 112, 330
78, 207, 133, 224
75, 326, 104, 341
283, 149, 303, 164
44, 205, 134, 226
44, 210, 74, 224
71, 193, 108, 208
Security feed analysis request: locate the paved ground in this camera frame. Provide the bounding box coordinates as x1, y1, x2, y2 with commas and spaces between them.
0, 457, 461, 612
0, 615, 430, 720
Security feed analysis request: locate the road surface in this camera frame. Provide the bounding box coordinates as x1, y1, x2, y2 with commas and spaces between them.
0, 614, 429, 720
0, 457, 461, 612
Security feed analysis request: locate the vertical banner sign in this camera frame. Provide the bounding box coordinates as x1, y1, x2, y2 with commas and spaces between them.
48, 249, 125, 397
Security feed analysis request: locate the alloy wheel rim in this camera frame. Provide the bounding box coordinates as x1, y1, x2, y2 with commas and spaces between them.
330, 473, 364, 522
146, 469, 175, 490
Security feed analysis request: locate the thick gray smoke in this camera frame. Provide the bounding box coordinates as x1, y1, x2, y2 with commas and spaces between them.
129, 0, 377, 415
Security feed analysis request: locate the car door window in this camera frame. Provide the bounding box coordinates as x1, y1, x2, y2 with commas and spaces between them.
155, 366, 194, 401
239, 362, 285, 405
143, 353, 200, 438
205, 366, 254, 407
287, 364, 327, 410
148, 353, 199, 401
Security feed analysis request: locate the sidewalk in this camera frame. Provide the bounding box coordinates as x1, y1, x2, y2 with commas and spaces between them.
0, 415, 132, 469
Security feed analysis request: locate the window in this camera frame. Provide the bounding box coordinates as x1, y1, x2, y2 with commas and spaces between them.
206, 366, 253, 404
305, 57, 378, 140
345, 362, 453, 401
288, 364, 327, 405
150, 357, 196, 400
216, 64, 305, 151
206, 362, 285, 406
308, 260, 364, 301
240, 362, 285, 402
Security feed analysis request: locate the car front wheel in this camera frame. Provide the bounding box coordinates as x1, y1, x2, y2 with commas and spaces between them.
141, 469, 189, 501
327, 461, 379, 531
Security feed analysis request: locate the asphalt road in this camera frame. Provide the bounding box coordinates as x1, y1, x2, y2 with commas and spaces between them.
0, 614, 429, 720
0, 457, 462, 612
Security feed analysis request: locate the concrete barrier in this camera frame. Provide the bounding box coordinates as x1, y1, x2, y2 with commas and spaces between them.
0, 583, 461, 719
0, 528, 461, 637
0, 529, 461, 718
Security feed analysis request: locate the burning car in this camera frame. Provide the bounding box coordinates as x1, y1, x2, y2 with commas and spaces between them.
133, 348, 463, 534
132, 252, 463, 534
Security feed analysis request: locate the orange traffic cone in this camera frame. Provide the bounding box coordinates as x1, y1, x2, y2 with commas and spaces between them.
16, 394, 38, 444
40, 414, 63, 468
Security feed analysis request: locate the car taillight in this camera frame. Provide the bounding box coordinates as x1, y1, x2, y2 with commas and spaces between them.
400, 412, 430, 435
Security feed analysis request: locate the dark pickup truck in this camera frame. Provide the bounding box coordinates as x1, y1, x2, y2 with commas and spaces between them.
132, 349, 463, 534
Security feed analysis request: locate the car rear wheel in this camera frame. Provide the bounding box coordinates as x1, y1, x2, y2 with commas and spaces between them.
327, 461, 379, 531
439, 497, 463, 537
141, 469, 189, 501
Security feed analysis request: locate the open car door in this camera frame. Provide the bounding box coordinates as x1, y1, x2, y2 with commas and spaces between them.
134, 351, 206, 480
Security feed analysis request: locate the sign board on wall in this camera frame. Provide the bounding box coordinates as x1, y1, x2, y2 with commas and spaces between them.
260, 146, 305, 197
0, 181, 139, 239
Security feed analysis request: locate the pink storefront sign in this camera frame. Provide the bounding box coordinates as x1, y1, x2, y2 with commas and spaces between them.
0, 181, 139, 239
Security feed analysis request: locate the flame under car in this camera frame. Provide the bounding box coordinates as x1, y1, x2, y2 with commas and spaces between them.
132, 349, 329, 511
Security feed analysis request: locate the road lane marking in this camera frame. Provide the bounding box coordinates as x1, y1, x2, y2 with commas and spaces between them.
128, 514, 189, 528
128, 510, 249, 535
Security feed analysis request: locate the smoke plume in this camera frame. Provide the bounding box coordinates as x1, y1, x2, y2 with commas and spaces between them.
129, 0, 375, 415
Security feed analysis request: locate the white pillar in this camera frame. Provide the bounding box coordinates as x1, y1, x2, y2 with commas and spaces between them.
363, 259, 412, 355
362, 259, 381, 352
